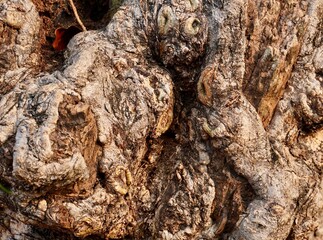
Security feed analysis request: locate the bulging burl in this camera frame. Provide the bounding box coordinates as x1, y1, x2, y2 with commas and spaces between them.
155, 0, 208, 66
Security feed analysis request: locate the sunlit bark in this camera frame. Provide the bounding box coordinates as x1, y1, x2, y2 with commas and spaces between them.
0, 0, 322, 239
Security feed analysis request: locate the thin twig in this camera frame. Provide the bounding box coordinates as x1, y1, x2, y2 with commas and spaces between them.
68, 0, 87, 31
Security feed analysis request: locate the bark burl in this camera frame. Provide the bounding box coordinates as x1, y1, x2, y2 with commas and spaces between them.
0, 0, 322, 239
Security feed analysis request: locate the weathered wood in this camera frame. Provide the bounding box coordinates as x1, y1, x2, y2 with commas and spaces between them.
0, 0, 322, 239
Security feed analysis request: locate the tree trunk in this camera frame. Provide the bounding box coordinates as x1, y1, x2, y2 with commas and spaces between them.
0, 0, 322, 239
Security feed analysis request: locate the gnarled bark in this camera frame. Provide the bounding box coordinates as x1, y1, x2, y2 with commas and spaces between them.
0, 0, 322, 239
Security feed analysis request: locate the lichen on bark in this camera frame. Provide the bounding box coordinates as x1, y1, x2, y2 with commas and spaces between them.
0, 0, 322, 239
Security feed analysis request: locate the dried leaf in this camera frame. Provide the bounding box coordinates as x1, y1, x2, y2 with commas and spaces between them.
52, 26, 82, 51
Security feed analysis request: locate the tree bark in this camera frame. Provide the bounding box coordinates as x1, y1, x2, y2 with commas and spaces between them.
0, 0, 322, 239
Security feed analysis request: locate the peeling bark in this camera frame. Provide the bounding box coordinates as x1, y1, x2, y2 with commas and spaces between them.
0, 0, 322, 239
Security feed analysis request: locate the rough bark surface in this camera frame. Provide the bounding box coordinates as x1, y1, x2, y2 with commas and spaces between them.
0, 0, 322, 239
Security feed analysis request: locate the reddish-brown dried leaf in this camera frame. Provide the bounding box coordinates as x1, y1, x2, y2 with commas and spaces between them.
52, 26, 82, 51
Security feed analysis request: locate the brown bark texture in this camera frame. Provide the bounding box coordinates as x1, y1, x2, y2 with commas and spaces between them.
0, 0, 322, 239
